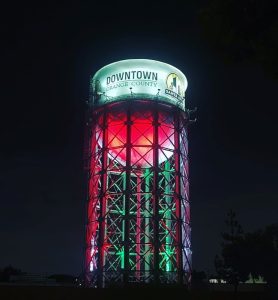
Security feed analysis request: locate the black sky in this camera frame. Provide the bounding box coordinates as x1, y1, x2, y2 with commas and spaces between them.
1, 1, 278, 276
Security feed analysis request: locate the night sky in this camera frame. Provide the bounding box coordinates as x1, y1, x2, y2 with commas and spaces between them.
1, 1, 278, 276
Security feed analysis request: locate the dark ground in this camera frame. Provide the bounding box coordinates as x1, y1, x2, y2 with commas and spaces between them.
0, 286, 272, 300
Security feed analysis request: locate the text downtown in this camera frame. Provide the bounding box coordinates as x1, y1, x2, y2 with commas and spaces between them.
107, 71, 158, 84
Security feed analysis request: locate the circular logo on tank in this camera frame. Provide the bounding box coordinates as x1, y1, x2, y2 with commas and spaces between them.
166, 73, 185, 98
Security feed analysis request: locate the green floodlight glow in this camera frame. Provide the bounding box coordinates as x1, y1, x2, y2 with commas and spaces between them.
85, 60, 192, 287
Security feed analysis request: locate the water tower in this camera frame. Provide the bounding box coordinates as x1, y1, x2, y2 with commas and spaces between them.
84, 59, 192, 287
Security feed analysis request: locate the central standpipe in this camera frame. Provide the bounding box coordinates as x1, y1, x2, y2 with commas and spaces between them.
85, 59, 192, 287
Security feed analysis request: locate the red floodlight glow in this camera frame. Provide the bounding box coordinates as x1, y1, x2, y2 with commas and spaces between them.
106, 110, 174, 167
85, 59, 192, 287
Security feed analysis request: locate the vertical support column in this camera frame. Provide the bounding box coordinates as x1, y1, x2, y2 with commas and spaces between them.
136, 173, 141, 280
121, 172, 126, 269
144, 168, 151, 279
164, 159, 172, 272
98, 111, 108, 287
85, 115, 96, 284
182, 124, 191, 283
124, 105, 132, 284
152, 105, 160, 284
174, 111, 183, 284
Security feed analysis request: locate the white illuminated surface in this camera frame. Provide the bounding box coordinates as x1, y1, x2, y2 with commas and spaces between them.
91, 59, 188, 110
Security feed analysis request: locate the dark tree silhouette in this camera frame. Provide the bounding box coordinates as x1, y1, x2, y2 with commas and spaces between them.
256, 224, 278, 287
199, 0, 278, 78
215, 210, 249, 293
0, 265, 22, 282
216, 210, 278, 297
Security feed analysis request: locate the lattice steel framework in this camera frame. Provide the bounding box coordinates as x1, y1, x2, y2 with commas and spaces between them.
85, 100, 191, 287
